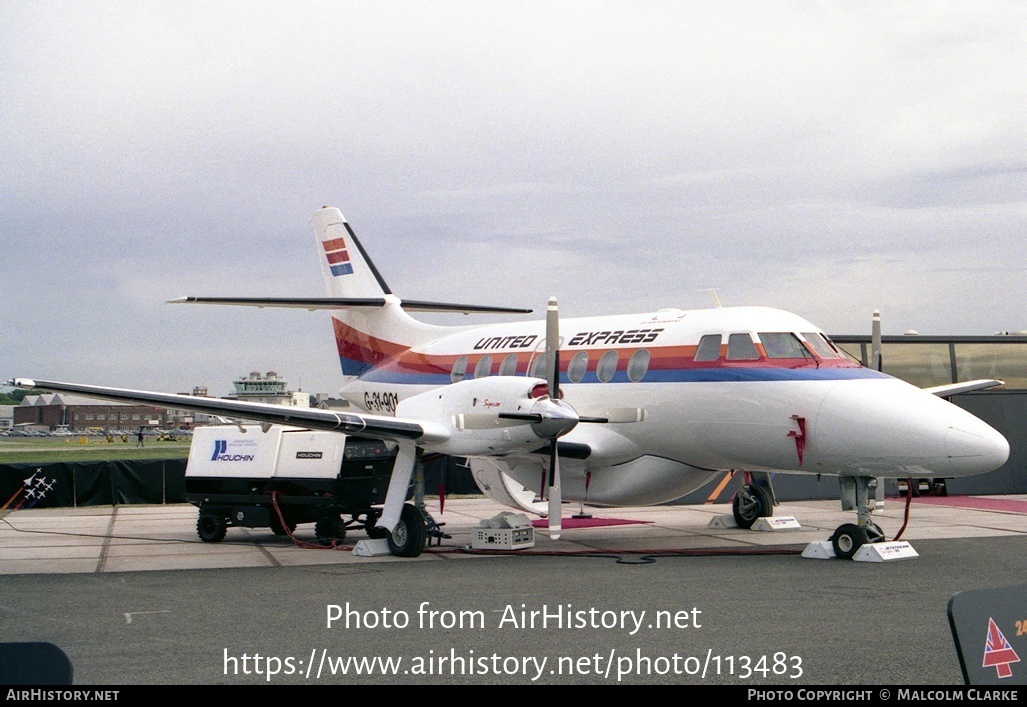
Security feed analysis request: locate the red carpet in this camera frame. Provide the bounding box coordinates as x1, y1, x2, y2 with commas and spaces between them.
531, 517, 652, 529
906, 495, 1027, 514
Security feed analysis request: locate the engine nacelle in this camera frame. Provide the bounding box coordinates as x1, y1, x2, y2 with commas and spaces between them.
396, 377, 556, 456
467, 458, 548, 516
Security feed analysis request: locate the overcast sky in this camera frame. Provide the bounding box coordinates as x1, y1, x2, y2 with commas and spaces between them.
2, 1, 1024, 397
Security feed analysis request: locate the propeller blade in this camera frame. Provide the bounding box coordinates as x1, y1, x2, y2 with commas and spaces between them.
454, 413, 536, 430
871, 309, 882, 372
546, 297, 559, 399
577, 407, 648, 424
497, 412, 544, 423
547, 438, 562, 539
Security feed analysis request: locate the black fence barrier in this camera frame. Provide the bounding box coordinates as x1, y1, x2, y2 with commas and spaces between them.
1, 456, 478, 510
0, 460, 188, 509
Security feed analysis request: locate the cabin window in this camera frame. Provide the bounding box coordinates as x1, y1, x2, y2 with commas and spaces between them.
759, 333, 813, 359
568, 351, 589, 383
627, 349, 650, 382
529, 353, 547, 379
451, 355, 468, 383
802, 332, 841, 359
694, 334, 722, 362
726, 333, 759, 360
499, 353, 518, 376
597, 350, 619, 383
474, 355, 493, 378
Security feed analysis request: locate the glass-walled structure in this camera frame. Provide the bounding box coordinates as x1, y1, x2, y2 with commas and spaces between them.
829, 335, 1027, 390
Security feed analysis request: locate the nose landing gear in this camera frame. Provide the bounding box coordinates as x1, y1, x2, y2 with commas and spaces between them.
830, 476, 886, 559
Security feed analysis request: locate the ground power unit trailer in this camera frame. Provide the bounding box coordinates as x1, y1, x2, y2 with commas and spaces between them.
185, 424, 430, 556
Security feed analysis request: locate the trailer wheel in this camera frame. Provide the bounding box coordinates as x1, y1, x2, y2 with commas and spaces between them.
362, 511, 388, 539
269, 515, 296, 536
197, 511, 227, 543
315, 516, 346, 544
386, 504, 426, 558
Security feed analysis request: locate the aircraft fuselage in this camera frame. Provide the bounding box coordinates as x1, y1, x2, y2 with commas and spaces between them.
336, 304, 1009, 507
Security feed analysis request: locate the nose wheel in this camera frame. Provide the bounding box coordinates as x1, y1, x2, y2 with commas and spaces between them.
831, 476, 886, 560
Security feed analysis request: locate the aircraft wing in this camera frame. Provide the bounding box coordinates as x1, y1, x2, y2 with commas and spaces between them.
9, 379, 448, 445
923, 379, 1004, 397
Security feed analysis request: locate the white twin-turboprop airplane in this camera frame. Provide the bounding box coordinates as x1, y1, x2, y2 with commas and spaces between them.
13, 207, 1010, 559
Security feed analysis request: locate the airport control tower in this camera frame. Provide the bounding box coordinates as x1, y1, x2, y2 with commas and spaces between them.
228, 371, 291, 405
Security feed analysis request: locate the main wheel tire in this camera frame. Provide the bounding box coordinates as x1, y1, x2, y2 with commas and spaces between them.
197, 511, 227, 543
732, 485, 773, 529
269, 515, 296, 537
315, 516, 346, 544
386, 504, 427, 558
831, 523, 867, 560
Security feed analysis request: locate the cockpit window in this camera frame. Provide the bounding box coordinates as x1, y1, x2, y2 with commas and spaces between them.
726, 333, 759, 360
802, 332, 841, 359
694, 334, 722, 362
760, 333, 813, 359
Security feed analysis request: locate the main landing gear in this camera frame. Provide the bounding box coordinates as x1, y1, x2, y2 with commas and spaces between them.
732, 471, 775, 529
830, 476, 886, 560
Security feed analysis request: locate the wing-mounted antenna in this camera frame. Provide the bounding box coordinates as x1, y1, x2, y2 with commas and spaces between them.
698, 288, 723, 308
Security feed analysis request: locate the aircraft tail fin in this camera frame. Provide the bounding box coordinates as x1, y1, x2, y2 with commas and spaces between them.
177, 207, 531, 380
314, 207, 393, 299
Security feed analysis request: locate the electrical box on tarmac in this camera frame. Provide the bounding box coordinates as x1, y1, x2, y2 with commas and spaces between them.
185, 424, 396, 545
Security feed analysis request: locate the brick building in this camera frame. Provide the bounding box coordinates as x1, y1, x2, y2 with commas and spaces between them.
13, 393, 170, 432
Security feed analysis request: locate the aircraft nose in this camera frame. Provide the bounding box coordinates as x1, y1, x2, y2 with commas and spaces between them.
945, 421, 1010, 476
812, 379, 1009, 477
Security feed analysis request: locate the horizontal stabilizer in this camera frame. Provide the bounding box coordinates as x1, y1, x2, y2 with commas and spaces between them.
168, 296, 531, 314
923, 379, 1004, 397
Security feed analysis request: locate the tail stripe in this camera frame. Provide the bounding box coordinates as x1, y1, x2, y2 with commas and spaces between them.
333, 317, 409, 376
322, 236, 353, 278
341, 222, 393, 295
322, 237, 348, 252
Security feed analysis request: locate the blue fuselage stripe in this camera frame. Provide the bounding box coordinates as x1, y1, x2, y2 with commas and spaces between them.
342, 359, 887, 386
